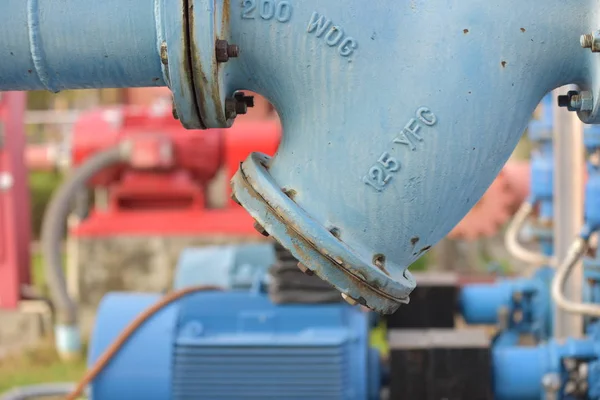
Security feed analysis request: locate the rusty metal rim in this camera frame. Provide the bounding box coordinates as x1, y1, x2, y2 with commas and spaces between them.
186, 0, 231, 129
232, 153, 413, 311
160, 0, 206, 129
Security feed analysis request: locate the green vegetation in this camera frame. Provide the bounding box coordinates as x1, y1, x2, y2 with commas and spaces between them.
369, 320, 389, 358
0, 340, 87, 394
410, 252, 431, 272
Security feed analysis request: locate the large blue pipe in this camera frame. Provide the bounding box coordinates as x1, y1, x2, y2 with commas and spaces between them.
1, 0, 600, 314
0, 0, 166, 91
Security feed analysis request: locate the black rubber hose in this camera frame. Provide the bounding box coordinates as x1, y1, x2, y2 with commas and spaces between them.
40, 146, 128, 325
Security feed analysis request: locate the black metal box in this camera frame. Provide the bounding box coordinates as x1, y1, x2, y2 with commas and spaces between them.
385, 272, 458, 329
388, 329, 492, 400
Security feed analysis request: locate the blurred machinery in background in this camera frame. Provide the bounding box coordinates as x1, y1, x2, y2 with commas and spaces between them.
0, 92, 30, 310
459, 95, 556, 345
26, 91, 282, 358
68, 100, 279, 236
88, 233, 382, 399
449, 163, 529, 241
60, 99, 281, 325
4, 1, 600, 398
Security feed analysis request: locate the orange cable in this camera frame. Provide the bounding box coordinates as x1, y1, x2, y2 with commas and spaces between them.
66, 285, 222, 400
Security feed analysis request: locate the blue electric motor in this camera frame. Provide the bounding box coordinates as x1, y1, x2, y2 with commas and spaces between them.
88, 290, 380, 400
173, 244, 276, 290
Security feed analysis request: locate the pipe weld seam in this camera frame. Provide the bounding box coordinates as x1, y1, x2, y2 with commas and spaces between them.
154, 0, 169, 84
27, 0, 59, 93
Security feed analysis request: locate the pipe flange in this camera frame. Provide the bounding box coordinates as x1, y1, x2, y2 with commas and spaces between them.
186, 0, 234, 128
161, 1, 206, 129
231, 153, 414, 314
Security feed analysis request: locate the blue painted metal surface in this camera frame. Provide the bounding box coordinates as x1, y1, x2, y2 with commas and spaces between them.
493, 335, 600, 400
89, 290, 379, 400
173, 244, 276, 290
2, 0, 600, 313
0, 0, 166, 92
88, 293, 178, 400
227, 4, 600, 314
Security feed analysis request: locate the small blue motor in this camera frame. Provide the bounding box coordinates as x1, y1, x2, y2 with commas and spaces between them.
173, 244, 276, 290
88, 290, 380, 400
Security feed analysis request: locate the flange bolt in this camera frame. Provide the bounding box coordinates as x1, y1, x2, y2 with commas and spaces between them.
216, 40, 240, 63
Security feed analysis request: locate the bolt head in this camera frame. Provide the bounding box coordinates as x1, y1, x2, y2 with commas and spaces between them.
580, 91, 594, 112
216, 40, 240, 63
235, 101, 248, 115
342, 293, 359, 306
227, 44, 240, 58
253, 220, 269, 237
559, 90, 590, 112
225, 98, 238, 120
582, 34, 594, 49
215, 40, 230, 63
234, 93, 255, 108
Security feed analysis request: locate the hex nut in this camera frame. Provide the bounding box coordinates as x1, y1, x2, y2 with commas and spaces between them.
341, 293, 359, 306
253, 220, 269, 237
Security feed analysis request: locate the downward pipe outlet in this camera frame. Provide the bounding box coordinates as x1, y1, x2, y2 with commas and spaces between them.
1, 0, 600, 313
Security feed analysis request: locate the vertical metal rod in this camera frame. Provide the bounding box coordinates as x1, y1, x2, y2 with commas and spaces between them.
552, 86, 584, 339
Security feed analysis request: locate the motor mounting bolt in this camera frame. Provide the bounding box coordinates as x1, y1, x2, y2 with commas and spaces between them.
216, 40, 239, 63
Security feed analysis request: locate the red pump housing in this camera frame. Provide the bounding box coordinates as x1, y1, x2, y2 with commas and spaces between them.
69, 102, 281, 237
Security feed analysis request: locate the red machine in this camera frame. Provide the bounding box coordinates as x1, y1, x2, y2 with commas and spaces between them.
69, 101, 281, 237
0, 92, 31, 309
